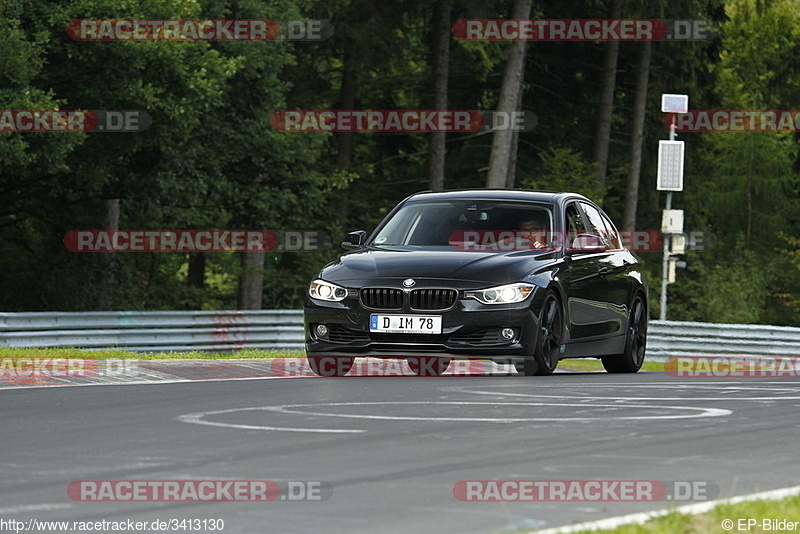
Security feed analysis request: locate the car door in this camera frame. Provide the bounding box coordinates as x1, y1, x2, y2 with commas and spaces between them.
579, 202, 633, 329
560, 201, 627, 342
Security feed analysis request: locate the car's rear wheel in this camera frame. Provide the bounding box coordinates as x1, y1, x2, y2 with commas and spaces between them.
602, 295, 647, 373
532, 291, 564, 375
407, 357, 451, 376
308, 356, 354, 377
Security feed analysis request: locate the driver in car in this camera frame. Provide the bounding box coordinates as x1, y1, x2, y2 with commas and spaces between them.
489, 213, 548, 251
518, 214, 548, 249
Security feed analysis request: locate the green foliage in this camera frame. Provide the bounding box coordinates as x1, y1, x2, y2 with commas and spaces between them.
519, 146, 605, 202
0, 0, 797, 325
689, 131, 796, 257
716, 0, 800, 109
774, 233, 800, 324
667, 0, 800, 325
672, 244, 773, 324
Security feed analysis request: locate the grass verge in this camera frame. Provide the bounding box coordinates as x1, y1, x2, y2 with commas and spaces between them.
0, 347, 667, 371
547, 493, 800, 534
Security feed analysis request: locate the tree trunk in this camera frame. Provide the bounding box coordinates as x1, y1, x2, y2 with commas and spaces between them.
333, 46, 356, 227
427, 0, 452, 191
237, 251, 265, 310
187, 253, 206, 289
95, 197, 119, 310
622, 39, 652, 231
505, 75, 525, 188
485, 0, 532, 189
336, 47, 356, 166
592, 0, 622, 191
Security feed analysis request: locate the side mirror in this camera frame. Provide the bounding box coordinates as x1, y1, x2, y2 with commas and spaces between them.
570, 233, 607, 253
341, 230, 367, 249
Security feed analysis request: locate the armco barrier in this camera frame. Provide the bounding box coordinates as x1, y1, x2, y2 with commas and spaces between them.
646, 320, 800, 360
0, 310, 304, 352
1, 311, 799, 358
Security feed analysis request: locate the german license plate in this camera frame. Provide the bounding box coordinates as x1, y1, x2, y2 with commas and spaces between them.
369, 314, 442, 334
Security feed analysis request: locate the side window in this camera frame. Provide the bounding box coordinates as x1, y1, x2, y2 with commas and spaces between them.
579, 202, 614, 249
598, 210, 622, 249
564, 203, 587, 248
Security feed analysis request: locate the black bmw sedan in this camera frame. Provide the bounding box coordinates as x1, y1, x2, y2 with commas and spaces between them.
304, 189, 648, 377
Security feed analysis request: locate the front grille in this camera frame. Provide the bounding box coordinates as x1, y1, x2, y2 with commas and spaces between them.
326, 325, 369, 343
360, 288, 404, 310
410, 289, 458, 311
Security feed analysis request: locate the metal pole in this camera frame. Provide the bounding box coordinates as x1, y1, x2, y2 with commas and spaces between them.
659, 192, 672, 321
658, 117, 677, 321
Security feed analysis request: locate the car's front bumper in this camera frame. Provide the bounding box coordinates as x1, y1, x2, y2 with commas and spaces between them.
304, 290, 544, 362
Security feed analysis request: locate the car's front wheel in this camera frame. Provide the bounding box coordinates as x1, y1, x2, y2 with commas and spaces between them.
308, 356, 354, 377
602, 295, 647, 373
531, 291, 564, 375
407, 357, 451, 376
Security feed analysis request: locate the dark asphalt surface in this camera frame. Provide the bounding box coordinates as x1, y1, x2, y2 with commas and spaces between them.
2, 369, 800, 534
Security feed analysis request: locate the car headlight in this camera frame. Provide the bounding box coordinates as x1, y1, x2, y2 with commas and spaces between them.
465, 283, 534, 305
309, 279, 347, 302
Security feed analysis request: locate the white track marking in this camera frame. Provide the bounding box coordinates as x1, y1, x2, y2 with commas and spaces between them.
176, 407, 364, 434
0, 374, 308, 391
443, 383, 800, 402
177, 400, 729, 434
529, 485, 800, 534
262, 401, 730, 422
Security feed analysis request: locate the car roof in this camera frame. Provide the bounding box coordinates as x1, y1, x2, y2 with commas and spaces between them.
404, 189, 592, 205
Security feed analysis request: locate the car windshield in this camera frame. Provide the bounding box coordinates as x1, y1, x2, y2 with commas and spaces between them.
370, 200, 554, 251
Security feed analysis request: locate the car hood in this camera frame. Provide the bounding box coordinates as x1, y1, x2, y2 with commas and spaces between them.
318, 247, 556, 287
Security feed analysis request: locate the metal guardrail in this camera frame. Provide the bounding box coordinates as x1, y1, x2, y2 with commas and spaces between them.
646, 320, 800, 361
1, 310, 799, 358
0, 310, 305, 352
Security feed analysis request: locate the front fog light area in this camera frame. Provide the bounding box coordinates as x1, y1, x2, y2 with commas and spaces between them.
465, 283, 534, 305
316, 324, 329, 338
309, 279, 347, 302
501, 327, 515, 340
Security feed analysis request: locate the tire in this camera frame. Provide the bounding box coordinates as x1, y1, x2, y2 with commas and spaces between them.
532, 291, 564, 375
407, 357, 451, 376
602, 295, 647, 373
308, 356, 354, 377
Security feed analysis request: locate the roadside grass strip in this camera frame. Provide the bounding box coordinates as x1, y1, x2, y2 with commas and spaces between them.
529, 486, 800, 534
0, 347, 664, 371
0, 348, 666, 387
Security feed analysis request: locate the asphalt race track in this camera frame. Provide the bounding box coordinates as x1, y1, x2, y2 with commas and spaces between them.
3, 369, 800, 533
